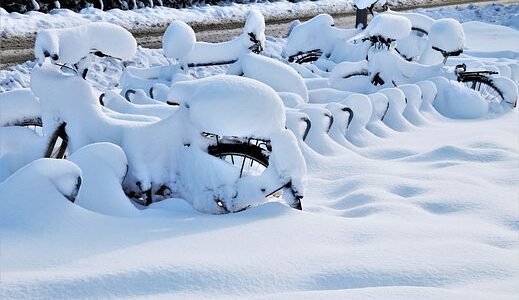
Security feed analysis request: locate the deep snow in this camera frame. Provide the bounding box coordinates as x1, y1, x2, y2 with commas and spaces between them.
0, 0, 428, 38
1, 2, 519, 300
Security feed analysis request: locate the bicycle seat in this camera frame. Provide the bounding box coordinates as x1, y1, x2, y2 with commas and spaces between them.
429, 18, 465, 58
366, 14, 412, 44
163, 20, 196, 61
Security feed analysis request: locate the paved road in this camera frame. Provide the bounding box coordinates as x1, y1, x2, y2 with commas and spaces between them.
0, 0, 515, 69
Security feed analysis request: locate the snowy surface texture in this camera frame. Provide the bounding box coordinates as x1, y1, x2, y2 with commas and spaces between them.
1, 3, 519, 300
0, 0, 440, 38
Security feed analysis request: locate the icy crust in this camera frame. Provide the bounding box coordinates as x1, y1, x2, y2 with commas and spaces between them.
35, 22, 137, 64
168, 74, 286, 138
366, 14, 412, 40
285, 14, 358, 57
0, 88, 41, 126
428, 18, 465, 53
184, 10, 266, 65
231, 53, 309, 101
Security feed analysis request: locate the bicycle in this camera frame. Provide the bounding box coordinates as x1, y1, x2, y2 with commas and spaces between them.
22, 63, 306, 214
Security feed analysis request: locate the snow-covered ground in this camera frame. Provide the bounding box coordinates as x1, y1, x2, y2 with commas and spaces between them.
1, 0, 428, 38
1, 3, 519, 300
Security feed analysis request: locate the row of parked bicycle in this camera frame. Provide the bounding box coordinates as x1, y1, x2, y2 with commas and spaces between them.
0, 9, 517, 214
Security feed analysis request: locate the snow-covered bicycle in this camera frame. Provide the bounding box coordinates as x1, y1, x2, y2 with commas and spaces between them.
2, 21, 306, 214
302, 14, 517, 107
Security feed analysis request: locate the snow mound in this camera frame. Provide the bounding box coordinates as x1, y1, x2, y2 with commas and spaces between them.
285, 14, 345, 57
102, 91, 175, 119
429, 18, 465, 53
0, 158, 82, 229
0, 88, 41, 126
185, 9, 266, 65
35, 22, 137, 64
69, 143, 138, 217
234, 53, 308, 102
367, 14, 412, 40
0, 126, 46, 182
329, 60, 370, 93
244, 9, 266, 49
431, 77, 489, 119
168, 74, 286, 138
162, 21, 196, 61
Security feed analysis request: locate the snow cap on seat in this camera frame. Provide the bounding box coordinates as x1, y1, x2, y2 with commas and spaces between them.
168, 75, 286, 138
429, 18, 465, 53
367, 14, 412, 40
163, 20, 196, 60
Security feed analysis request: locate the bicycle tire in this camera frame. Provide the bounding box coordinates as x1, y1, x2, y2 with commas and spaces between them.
458, 74, 505, 104
207, 141, 302, 211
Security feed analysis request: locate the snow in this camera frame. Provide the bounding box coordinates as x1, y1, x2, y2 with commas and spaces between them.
366, 13, 412, 41
162, 20, 196, 61
430, 76, 489, 119
1, 2, 519, 300
168, 74, 286, 138
0, 0, 431, 38
0, 88, 40, 126
285, 13, 358, 57
428, 18, 465, 53
354, 0, 386, 9
34, 22, 137, 64
68, 142, 139, 217
184, 10, 266, 65
233, 53, 309, 101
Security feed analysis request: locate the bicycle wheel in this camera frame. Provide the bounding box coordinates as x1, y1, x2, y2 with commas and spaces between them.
44, 123, 69, 159
207, 140, 302, 211
459, 75, 505, 104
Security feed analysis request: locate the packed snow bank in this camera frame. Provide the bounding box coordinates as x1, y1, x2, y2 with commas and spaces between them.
169, 74, 286, 138
34, 22, 137, 64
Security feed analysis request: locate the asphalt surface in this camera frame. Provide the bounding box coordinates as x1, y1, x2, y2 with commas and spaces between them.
0, 0, 515, 69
